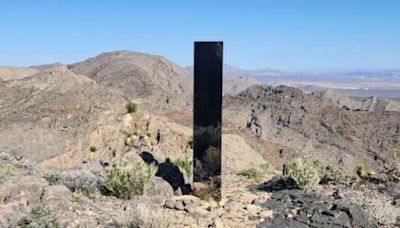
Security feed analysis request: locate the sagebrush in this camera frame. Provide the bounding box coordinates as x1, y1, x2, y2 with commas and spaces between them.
124, 203, 171, 228
60, 170, 100, 195
19, 204, 60, 228
105, 162, 156, 199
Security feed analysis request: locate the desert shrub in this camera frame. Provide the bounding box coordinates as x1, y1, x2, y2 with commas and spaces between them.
285, 158, 353, 192
19, 204, 60, 228
194, 126, 221, 154
285, 158, 320, 192
313, 160, 353, 185
105, 162, 157, 199
238, 163, 270, 182
43, 172, 61, 185
203, 146, 221, 175
121, 203, 171, 228
127, 131, 139, 137
388, 148, 400, 177
0, 163, 19, 176
89, 145, 97, 152
112, 149, 117, 158
70, 190, 83, 202
172, 158, 193, 175
187, 136, 193, 149
356, 163, 367, 178
60, 170, 100, 195
390, 148, 400, 161
126, 101, 138, 113
0, 152, 13, 161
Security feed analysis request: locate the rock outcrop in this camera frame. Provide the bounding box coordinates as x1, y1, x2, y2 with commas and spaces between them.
0, 68, 126, 168
224, 85, 400, 171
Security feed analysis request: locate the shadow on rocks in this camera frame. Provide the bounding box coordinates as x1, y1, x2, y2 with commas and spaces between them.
257, 176, 298, 192
255, 176, 379, 228
140, 151, 192, 195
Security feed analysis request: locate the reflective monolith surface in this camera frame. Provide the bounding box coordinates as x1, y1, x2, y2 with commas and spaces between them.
193, 42, 223, 201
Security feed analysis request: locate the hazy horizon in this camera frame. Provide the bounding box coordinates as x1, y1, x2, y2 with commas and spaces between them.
1, 0, 400, 70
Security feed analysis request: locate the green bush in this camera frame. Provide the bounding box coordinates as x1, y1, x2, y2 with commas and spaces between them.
238, 163, 270, 182
43, 172, 61, 185
105, 162, 157, 199
19, 204, 60, 228
390, 148, 400, 161
126, 131, 139, 138
172, 158, 193, 175
0, 163, 19, 176
285, 158, 320, 192
126, 101, 138, 113
89, 145, 97, 152
285, 158, 353, 192
356, 163, 367, 178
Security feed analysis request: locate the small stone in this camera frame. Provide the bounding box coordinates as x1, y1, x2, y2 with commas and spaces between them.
259, 210, 273, 219
213, 219, 224, 228
175, 201, 185, 210
164, 199, 175, 209
245, 204, 259, 215
290, 209, 298, 217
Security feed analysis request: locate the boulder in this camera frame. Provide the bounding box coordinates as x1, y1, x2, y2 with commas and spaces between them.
144, 176, 174, 197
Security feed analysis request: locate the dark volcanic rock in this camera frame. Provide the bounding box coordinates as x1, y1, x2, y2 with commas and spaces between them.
257, 189, 378, 228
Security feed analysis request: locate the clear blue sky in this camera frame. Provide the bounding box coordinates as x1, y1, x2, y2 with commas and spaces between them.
1, 0, 399, 70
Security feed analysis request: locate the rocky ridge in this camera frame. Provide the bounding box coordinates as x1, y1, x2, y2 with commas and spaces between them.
224, 85, 400, 171
1, 51, 400, 227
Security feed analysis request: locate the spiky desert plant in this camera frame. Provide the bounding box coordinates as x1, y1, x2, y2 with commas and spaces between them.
286, 158, 320, 192
286, 158, 353, 192
126, 101, 138, 113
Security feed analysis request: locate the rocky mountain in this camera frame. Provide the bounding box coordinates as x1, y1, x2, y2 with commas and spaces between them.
223, 75, 263, 95
1, 51, 399, 227
68, 51, 193, 109
0, 66, 127, 169
0, 66, 39, 81
321, 89, 400, 112
224, 85, 400, 171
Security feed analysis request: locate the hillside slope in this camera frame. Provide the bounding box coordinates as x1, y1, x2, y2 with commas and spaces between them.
224, 85, 400, 170
0, 67, 127, 168
69, 51, 193, 110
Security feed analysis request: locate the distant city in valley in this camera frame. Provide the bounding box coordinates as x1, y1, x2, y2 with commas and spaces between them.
222, 64, 400, 99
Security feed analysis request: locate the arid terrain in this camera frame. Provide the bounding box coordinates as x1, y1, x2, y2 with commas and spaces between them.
1, 51, 400, 227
